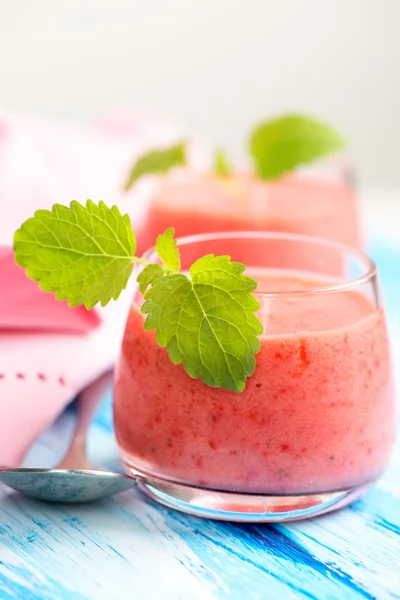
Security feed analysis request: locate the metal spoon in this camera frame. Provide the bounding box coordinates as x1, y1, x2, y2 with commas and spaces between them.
0, 371, 136, 503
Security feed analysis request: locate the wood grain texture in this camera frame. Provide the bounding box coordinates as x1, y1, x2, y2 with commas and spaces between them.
1, 238, 399, 600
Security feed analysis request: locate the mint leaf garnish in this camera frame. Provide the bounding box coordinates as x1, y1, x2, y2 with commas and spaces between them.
155, 227, 181, 272
141, 254, 262, 392
214, 149, 233, 177
13, 200, 136, 309
14, 202, 264, 392
124, 142, 186, 191
249, 114, 346, 180
137, 263, 165, 295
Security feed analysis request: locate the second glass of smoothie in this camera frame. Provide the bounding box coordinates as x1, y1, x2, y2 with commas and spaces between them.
136, 167, 361, 255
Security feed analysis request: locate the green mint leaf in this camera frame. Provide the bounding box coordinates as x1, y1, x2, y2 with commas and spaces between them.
124, 142, 186, 191
137, 263, 165, 295
214, 149, 233, 177
155, 227, 181, 272
141, 254, 263, 392
13, 200, 136, 309
249, 114, 346, 180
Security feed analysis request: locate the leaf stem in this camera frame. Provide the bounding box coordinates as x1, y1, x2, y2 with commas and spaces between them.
132, 256, 171, 274
132, 256, 153, 267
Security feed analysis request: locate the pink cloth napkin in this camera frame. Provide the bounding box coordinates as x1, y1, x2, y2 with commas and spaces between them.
0, 108, 185, 466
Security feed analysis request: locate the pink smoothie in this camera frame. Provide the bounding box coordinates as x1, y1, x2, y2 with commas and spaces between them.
136, 172, 361, 255
114, 272, 395, 494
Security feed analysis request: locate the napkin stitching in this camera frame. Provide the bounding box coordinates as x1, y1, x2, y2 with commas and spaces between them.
0, 372, 67, 385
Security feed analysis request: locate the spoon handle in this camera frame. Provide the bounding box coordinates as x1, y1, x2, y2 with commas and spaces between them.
57, 370, 114, 470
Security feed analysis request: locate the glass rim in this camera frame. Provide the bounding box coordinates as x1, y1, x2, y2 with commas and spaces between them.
141, 230, 377, 298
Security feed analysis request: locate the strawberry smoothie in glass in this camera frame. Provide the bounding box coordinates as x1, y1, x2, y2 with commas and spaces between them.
135, 169, 361, 257
114, 232, 396, 522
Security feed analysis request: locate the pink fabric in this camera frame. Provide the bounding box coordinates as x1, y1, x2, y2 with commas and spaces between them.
0, 247, 101, 332
0, 108, 184, 466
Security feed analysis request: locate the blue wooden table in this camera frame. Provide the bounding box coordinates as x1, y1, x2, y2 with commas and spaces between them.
1, 237, 399, 600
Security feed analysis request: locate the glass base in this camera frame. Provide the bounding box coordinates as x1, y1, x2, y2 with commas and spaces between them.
126, 465, 371, 522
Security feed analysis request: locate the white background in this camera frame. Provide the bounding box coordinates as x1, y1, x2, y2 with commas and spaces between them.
0, 0, 399, 187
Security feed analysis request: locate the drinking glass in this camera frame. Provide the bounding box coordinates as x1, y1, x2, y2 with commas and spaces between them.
135, 166, 361, 256
114, 232, 396, 521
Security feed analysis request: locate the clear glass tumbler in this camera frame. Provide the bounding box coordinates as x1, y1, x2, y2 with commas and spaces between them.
114, 232, 396, 522
135, 167, 361, 256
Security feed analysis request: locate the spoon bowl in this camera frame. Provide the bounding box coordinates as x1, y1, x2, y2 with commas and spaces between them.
0, 467, 135, 503
0, 371, 137, 503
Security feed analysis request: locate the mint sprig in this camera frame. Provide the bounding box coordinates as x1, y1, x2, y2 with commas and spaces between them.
13, 201, 262, 392
155, 227, 181, 272
142, 255, 262, 392
249, 114, 346, 180
214, 149, 233, 177
13, 200, 136, 309
124, 142, 186, 191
